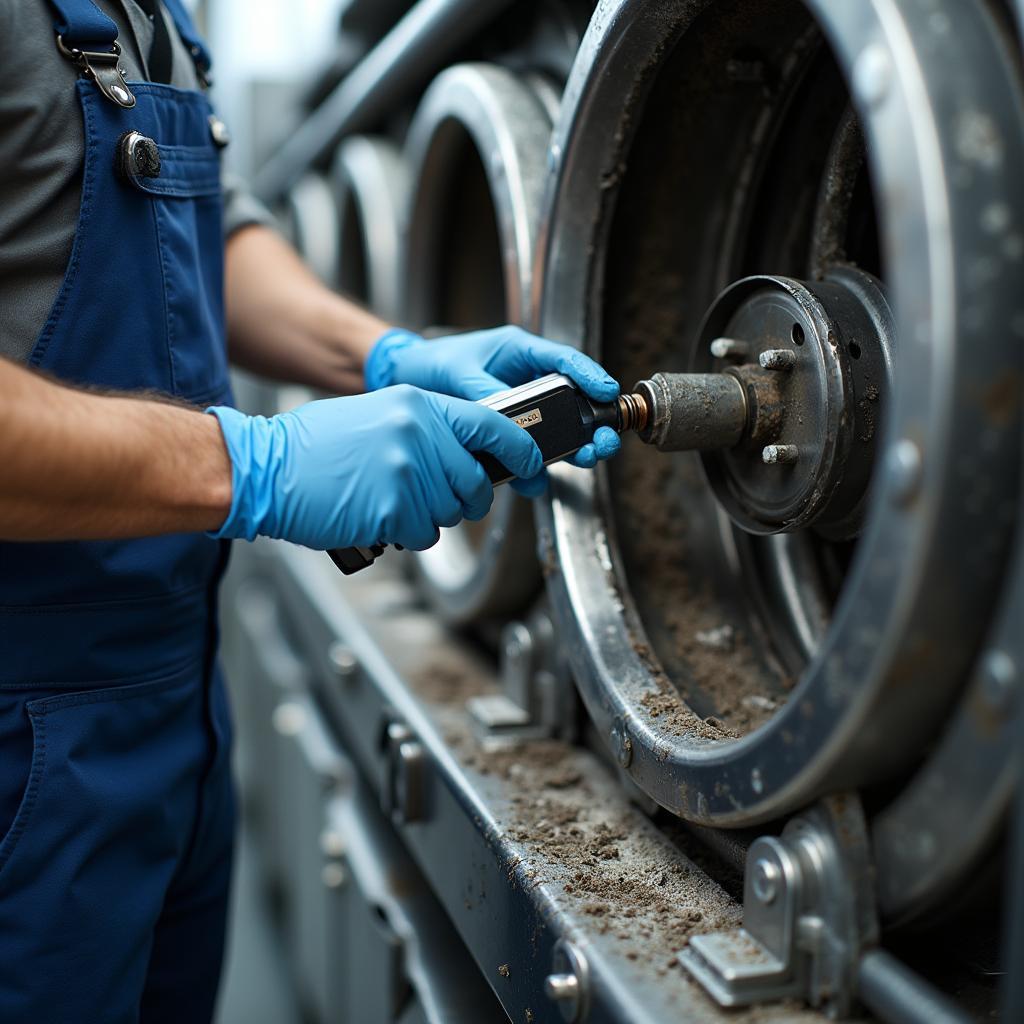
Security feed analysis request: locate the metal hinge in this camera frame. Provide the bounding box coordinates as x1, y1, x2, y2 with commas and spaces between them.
680, 795, 879, 1019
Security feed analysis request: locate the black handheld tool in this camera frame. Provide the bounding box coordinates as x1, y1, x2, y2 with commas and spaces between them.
328, 373, 648, 575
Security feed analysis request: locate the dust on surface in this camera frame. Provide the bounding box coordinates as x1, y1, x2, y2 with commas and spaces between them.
640, 690, 737, 741
452, 731, 744, 973
406, 650, 489, 704
611, 437, 790, 736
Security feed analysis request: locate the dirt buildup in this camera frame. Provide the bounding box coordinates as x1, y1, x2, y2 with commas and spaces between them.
640, 690, 737, 741
508, 787, 742, 968
608, 435, 790, 736
461, 739, 584, 791
407, 652, 488, 705
480, 735, 744, 972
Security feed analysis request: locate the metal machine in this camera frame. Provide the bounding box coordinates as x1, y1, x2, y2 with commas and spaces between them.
224, 0, 1024, 1020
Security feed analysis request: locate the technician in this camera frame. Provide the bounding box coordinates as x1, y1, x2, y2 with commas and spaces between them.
0, 2, 620, 1021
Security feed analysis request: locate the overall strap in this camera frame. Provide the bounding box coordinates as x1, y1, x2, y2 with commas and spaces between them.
47, 0, 136, 109
160, 0, 213, 82
46, 0, 118, 49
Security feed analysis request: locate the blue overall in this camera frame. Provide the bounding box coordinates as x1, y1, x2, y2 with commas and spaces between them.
0, 2, 235, 1020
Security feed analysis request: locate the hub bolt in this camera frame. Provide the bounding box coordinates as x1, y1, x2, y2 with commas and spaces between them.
759, 349, 796, 371
762, 445, 799, 465
710, 337, 750, 360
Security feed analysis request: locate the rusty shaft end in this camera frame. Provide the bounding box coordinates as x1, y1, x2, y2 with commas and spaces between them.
629, 372, 750, 451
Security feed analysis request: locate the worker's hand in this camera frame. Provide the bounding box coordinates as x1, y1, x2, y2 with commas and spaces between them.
364, 326, 622, 495
207, 386, 543, 551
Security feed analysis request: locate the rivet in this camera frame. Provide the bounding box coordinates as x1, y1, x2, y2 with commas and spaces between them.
321, 863, 347, 889
328, 641, 357, 677
887, 439, 923, 505
980, 649, 1016, 714
853, 45, 893, 109
271, 702, 305, 737
611, 722, 633, 767
320, 828, 346, 858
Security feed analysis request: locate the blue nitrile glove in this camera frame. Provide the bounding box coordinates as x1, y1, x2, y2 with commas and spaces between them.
208, 385, 543, 551
365, 325, 622, 497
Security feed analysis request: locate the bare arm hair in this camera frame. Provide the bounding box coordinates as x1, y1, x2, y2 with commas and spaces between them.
0, 356, 232, 540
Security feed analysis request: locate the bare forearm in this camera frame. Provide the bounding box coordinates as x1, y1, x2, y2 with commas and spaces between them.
0, 358, 232, 540
224, 225, 389, 395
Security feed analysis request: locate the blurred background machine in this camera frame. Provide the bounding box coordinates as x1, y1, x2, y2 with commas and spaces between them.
204, 0, 1024, 1020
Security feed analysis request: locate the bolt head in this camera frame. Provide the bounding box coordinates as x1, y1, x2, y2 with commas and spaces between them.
545, 971, 583, 1022
611, 723, 633, 767
328, 641, 357, 676
981, 649, 1016, 714
321, 862, 347, 889
320, 828, 346, 858
887, 439, 923, 505
853, 44, 893, 109
751, 857, 781, 904
271, 702, 305, 737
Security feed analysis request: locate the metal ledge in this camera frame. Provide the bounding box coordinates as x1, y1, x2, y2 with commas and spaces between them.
247, 540, 823, 1024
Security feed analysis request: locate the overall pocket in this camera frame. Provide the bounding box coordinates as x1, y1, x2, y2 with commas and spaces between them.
0, 661, 206, 895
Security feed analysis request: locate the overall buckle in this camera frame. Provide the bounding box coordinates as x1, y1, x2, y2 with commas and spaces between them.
56, 35, 136, 109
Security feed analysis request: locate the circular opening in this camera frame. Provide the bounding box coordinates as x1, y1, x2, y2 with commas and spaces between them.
848, 340, 861, 359
422, 124, 506, 330
599, 0, 882, 738
415, 123, 508, 556
338, 191, 370, 303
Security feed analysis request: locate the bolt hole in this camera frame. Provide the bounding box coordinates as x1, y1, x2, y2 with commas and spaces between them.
791, 323, 805, 346
849, 341, 862, 360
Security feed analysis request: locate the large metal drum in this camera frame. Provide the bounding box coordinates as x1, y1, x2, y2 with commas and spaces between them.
283, 173, 341, 286
402, 63, 558, 625
331, 135, 408, 321
536, 0, 1024, 846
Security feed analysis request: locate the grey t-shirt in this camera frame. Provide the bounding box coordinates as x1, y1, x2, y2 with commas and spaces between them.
0, 0, 270, 362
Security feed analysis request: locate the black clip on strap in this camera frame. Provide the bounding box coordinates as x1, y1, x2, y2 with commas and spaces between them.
56, 34, 136, 109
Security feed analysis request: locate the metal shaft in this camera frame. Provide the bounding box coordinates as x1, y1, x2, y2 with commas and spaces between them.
255, 0, 517, 200
631, 372, 747, 451
857, 950, 972, 1024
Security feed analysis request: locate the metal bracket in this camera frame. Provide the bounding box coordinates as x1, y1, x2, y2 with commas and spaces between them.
680, 795, 878, 1018
381, 719, 428, 825
544, 939, 591, 1022
56, 35, 136, 109
467, 605, 577, 742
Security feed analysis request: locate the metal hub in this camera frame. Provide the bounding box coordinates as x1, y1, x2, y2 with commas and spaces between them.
534, 0, 1024, 827
697, 268, 894, 539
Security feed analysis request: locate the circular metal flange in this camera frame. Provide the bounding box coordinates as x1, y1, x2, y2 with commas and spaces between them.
697, 269, 893, 540
403, 63, 556, 625
330, 135, 409, 322
283, 173, 340, 286
535, 0, 1024, 825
